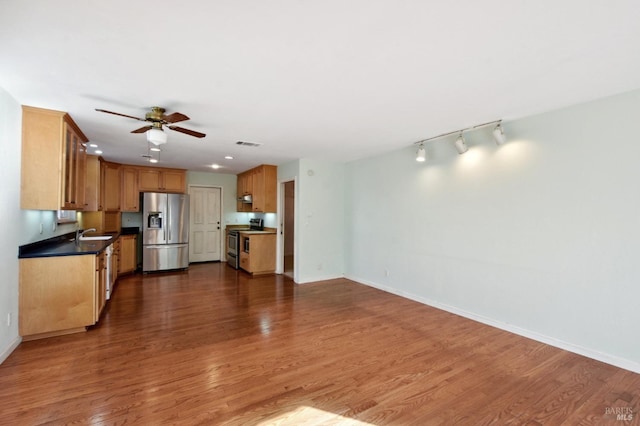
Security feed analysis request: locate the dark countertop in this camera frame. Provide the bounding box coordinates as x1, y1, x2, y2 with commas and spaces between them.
19, 231, 118, 259
238, 230, 277, 235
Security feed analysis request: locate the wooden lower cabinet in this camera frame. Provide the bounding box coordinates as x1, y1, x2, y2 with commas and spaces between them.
95, 252, 107, 322
118, 235, 137, 275
239, 233, 276, 275
19, 255, 100, 340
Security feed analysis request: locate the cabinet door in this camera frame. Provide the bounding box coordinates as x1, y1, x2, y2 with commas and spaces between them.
102, 162, 121, 211
19, 256, 95, 338
84, 155, 101, 211
95, 253, 106, 322
162, 170, 186, 192
252, 167, 265, 212
112, 239, 121, 281
76, 137, 87, 208
63, 125, 77, 209
121, 167, 139, 211
119, 235, 137, 274
138, 168, 162, 191
62, 124, 86, 209
239, 250, 251, 272
236, 173, 246, 212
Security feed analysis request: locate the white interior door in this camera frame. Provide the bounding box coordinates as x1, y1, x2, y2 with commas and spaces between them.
189, 186, 222, 262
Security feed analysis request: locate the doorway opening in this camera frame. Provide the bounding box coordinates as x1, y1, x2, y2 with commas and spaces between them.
282, 180, 295, 279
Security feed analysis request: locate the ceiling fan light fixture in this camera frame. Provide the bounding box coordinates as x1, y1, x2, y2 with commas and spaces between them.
146, 128, 167, 146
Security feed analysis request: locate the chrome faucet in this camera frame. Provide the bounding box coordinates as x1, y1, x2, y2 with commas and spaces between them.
75, 228, 96, 242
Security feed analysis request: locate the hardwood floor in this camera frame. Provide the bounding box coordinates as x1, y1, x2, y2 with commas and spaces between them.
1, 263, 638, 425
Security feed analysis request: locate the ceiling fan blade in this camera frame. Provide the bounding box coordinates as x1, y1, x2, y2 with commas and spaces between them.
131, 125, 153, 134
168, 126, 206, 138
162, 112, 190, 123
95, 108, 145, 121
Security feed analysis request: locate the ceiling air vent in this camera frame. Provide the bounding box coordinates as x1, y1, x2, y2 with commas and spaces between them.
236, 141, 262, 147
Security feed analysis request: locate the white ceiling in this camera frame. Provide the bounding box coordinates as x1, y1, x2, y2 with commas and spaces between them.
2, 1, 640, 175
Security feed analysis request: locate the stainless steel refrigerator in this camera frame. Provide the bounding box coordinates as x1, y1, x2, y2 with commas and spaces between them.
142, 192, 189, 272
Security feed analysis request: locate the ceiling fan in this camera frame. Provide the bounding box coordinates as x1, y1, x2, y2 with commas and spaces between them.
95, 106, 206, 141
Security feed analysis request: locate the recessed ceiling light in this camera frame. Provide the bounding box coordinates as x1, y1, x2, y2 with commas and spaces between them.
150, 147, 161, 152
211, 164, 221, 169
224, 155, 234, 160
95, 150, 103, 154
149, 158, 158, 163
88, 143, 98, 148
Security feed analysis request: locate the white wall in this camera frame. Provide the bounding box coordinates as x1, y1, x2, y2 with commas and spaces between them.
296, 159, 345, 283
345, 89, 640, 372
0, 87, 22, 362
277, 159, 345, 283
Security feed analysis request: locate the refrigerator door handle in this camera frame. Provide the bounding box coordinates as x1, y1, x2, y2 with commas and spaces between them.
145, 244, 188, 249
167, 199, 172, 241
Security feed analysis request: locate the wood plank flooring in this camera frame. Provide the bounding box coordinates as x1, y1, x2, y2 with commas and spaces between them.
0, 263, 638, 425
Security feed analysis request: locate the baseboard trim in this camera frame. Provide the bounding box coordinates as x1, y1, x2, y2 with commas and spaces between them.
346, 274, 640, 375
0, 335, 21, 365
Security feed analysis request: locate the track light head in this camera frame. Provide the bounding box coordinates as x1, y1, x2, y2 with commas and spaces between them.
416, 144, 426, 162
454, 134, 468, 154
493, 124, 506, 145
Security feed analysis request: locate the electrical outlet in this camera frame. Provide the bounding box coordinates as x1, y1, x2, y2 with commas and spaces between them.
39, 223, 43, 234
7, 313, 11, 327
384, 269, 390, 277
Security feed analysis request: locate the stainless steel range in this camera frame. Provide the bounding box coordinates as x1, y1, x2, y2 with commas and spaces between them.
226, 218, 263, 269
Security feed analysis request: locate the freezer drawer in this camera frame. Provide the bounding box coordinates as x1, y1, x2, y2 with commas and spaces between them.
143, 244, 189, 272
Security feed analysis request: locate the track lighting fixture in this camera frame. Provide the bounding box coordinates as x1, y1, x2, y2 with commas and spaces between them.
416, 143, 426, 162
492, 123, 506, 145
412, 119, 506, 161
453, 134, 468, 154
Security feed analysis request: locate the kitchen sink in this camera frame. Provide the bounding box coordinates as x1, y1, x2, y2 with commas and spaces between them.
79, 235, 112, 241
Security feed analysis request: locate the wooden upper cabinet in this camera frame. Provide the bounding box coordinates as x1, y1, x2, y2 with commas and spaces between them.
21, 106, 88, 210
121, 166, 139, 212
236, 171, 253, 212
101, 161, 121, 211
65, 125, 87, 209
162, 170, 186, 192
236, 165, 277, 213
84, 155, 102, 211
137, 167, 186, 193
